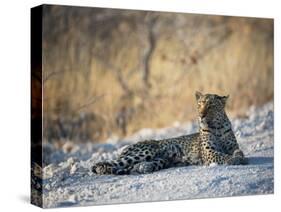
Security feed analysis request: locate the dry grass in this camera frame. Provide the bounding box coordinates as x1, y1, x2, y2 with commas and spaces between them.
42, 6, 273, 142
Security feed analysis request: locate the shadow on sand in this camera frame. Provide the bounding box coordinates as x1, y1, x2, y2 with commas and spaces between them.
247, 156, 273, 165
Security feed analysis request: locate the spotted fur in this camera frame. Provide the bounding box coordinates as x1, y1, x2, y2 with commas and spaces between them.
92, 91, 247, 175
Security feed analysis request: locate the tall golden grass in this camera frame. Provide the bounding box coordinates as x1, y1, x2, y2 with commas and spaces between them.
42, 6, 273, 142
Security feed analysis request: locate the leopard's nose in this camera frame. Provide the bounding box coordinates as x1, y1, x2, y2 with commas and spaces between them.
199, 111, 207, 119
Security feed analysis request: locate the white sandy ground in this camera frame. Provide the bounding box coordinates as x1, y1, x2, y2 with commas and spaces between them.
38, 102, 274, 208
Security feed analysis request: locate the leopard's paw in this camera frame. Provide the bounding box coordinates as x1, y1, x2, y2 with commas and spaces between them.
232, 149, 248, 165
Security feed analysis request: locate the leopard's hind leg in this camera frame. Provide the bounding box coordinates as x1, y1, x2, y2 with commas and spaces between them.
92, 155, 141, 175
130, 158, 170, 174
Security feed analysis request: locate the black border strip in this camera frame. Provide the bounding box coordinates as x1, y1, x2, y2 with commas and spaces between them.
31, 5, 43, 208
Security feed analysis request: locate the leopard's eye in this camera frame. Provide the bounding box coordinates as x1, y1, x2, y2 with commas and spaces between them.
201, 100, 208, 105
198, 101, 205, 106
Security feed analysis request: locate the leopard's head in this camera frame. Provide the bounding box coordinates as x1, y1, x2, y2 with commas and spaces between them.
195, 91, 229, 121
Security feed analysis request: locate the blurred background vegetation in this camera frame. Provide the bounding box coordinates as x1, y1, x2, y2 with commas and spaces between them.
42, 5, 273, 143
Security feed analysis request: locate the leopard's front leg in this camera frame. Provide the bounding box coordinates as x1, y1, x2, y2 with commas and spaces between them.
201, 147, 247, 165
201, 149, 231, 165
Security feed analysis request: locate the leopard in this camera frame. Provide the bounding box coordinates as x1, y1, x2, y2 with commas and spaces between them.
92, 91, 247, 175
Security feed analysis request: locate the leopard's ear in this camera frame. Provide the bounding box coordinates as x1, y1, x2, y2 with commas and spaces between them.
220, 95, 229, 106
195, 91, 203, 101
